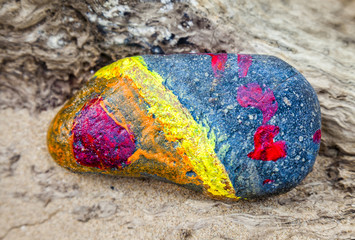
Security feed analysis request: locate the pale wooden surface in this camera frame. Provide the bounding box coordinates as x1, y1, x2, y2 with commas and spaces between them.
0, 0, 354, 239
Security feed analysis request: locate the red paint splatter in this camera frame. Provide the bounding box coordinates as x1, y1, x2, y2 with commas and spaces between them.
72, 98, 135, 169
248, 125, 287, 161
207, 53, 228, 78
237, 83, 278, 125
263, 179, 275, 185
237, 83, 287, 161
237, 54, 252, 78
313, 129, 321, 144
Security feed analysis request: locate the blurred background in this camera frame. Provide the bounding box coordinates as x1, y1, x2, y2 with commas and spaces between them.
0, 0, 354, 239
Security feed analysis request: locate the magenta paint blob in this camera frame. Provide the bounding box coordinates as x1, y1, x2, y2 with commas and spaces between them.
207, 53, 228, 78
237, 82, 278, 125
237, 54, 252, 78
237, 83, 287, 162
72, 98, 136, 169
313, 129, 321, 144
248, 125, 287, 162
263, 179, 275, 185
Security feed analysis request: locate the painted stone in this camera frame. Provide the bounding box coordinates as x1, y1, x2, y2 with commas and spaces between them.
47, 54, 321, 200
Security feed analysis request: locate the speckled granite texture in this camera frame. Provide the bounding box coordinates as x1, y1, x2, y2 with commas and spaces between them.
142, 54, 321, 198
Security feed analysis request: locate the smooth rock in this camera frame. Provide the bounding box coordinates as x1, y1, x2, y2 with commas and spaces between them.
47, 54, 321, 200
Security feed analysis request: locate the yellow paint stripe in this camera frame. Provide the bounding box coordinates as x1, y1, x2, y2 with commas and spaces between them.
94, 56, 238, 199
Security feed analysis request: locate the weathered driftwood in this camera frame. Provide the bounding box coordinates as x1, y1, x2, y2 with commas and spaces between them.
0, 0, 354, 239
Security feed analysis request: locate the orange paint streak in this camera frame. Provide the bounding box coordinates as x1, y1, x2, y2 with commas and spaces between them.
99, 99, 135, 143
47, 74, 202, 187
104, 76, 202, 186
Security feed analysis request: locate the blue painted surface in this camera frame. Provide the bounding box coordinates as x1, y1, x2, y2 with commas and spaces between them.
142, 54, 321, 198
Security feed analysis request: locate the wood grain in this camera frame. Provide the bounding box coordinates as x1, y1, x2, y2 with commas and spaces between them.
0, 0, 354, 239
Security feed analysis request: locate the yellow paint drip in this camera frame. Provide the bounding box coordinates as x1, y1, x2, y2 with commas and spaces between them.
94, 56, 238, 199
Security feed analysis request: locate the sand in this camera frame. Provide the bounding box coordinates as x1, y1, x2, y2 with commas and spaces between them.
0, 108, 353, 239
